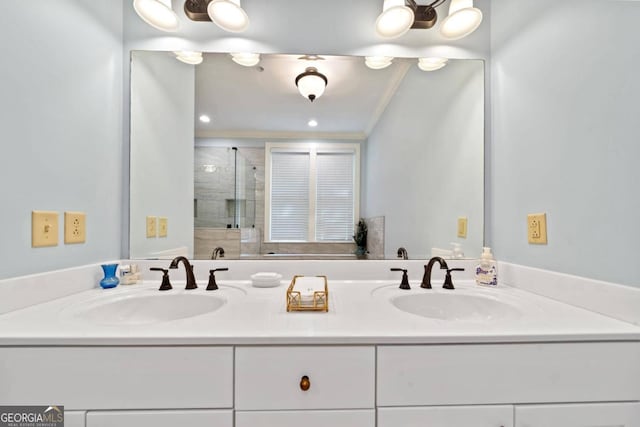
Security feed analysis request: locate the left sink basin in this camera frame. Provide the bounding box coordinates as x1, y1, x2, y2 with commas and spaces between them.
61, 291, 230, 326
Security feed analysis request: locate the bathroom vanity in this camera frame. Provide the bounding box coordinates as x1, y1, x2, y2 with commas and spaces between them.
0, 260, 639, 427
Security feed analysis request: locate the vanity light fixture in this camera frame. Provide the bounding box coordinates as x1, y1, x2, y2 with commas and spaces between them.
295, 67, 328, 103
199, 114, 211, 123
417, 57, 448, 71
133, 0, 180, 32
440, 0, 483, 40
231, 53, 260, 67
175, 51, 204, 65
207, 0, 249, 32
365, 56, 394, 70
375, 0, 415, 38
375, 0, 482, 40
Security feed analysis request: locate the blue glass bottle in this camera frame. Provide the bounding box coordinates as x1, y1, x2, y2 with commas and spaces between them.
100, 264, 120, 289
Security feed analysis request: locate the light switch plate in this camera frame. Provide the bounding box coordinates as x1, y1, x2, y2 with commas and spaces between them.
64, 211, 86, 244
32, 211, 59, 247
457, 217, 468, 238
158, 217, 168, 238
528, 213, 548, 244
146, 216, 157, 238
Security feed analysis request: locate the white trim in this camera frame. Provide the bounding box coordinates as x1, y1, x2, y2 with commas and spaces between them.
264, 142, 361, 243
196, 130, 367, 140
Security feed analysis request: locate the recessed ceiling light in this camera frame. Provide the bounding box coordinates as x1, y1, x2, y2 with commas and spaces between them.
199, 115, 211, 123
308, 119, 318, 128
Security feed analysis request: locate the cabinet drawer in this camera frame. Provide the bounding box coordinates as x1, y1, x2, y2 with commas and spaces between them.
378, 406, 513, 427
235, 346, 375, 410
236, 409, 375, 427
377, 343, 640, 406
515, 402, 640, 427
86, 410, 232, 427
0, 346, 233, 409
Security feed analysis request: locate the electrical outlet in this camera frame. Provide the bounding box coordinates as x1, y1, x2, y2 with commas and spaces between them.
64, 211, 86, 244
146, 216, 157, 238
32, 211, 59, 247
528, 213, 548, 244
158, 217, 168, 238
457, 217, 468, 238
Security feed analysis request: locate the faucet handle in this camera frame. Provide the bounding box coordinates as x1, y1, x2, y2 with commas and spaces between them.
390, 268, 411, 290
443, 268, 465, 290
207, 268, 229, 291
150, 268, 172, 291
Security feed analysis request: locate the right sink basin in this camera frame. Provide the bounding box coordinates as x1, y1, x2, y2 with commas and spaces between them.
390, 292, 523, 322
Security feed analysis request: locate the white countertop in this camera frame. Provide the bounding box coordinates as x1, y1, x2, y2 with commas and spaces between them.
0, 279, 638, 346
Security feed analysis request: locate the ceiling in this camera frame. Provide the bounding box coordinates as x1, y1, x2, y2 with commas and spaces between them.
194, 53, 411, 140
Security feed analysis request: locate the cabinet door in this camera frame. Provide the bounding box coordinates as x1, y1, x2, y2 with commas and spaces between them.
515, 402, 640, 427
236, 409, 375, 427
378, 406, 513, 427
65, 411, 85, 427
86, 410, 232, 427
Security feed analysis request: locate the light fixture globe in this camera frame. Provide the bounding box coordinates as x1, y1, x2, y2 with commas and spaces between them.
440, 0, 483, 40
375, 0, 415, 38
231, 52, 260, 67
133, 0, 179, 32
207, 0, 249, 33
295, 67, 328, 103
365, 56, 394, 70
417, 57, 448, 71
175, 51, 203, 65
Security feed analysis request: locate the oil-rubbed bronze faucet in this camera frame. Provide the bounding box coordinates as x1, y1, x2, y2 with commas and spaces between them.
169, 256, 198, 290
421, 256, 464, 290
397, 247, 408, 260
211, 247, 225, 260
391, 268, 411, 290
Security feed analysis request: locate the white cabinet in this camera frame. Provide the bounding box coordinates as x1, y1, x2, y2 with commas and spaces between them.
235, 346, 375, 410
236, 409, 375, 427
515, 402, 640, 427
86, 410, 232, 427
378, 406, 513, 427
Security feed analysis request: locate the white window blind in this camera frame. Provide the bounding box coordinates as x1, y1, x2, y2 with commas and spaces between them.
315, 152, 355, 241
270, 152, 309, 241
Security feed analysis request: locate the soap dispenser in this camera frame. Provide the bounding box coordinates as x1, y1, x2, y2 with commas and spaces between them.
475, 247, 497, 287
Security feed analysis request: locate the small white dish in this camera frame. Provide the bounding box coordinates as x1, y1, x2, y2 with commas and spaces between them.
251, 273, 282, 288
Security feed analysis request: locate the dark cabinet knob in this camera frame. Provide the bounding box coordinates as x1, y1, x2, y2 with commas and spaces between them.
299, 375, 310, 391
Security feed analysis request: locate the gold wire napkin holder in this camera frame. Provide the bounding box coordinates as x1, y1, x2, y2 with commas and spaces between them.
286, 275, 329, 312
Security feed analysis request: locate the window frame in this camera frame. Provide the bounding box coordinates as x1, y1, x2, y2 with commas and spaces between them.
264, 142, 361, 243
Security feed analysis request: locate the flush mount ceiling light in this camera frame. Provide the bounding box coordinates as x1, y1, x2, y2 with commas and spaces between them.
295, 67, 328, 103
375, 0, 482, 40
440, 0, 483, 40
133, 0, 180, 32
231, 52, 260, 67
175, 51, 203, 65
365, 56, 394, 70
417, 57, 448, 71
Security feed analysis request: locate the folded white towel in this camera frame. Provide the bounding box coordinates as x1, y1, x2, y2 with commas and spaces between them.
294, 276, 325, 302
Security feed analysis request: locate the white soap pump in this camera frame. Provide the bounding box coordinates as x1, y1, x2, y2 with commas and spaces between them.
475, 247, 498, 287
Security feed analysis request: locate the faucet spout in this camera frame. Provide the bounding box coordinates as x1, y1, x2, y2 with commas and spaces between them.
169, 256, 198, 290
421, 256, 449, 289
397, 247, 408, 260
211, 247, 225, 260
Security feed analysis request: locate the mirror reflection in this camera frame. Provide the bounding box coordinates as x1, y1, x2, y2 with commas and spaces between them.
129, 51, 484, 260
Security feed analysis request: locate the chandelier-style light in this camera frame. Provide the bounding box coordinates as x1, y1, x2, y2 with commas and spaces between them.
295, 67, 328, 103
365, 56, 394, 70
133, 0, 179, 32
440, 0, 483, 40
207, 0, 249, 32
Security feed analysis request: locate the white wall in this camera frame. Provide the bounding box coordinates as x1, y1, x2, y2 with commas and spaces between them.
490, 0, 640, 286
364, 60, 485, 259
0, 1, 123, 279
129, 51, 195, 258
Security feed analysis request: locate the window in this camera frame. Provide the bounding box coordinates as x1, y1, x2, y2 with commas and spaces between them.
266, 143, 360, 242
